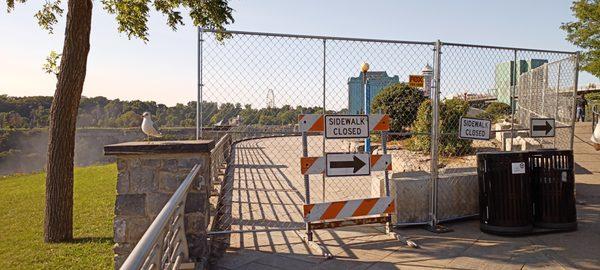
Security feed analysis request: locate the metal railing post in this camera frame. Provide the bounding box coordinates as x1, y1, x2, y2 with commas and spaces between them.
510, 49, 517, 150
197, 27, 204, 140
322, 39, 327, 202
570, 52, 580, 150
364, 78, 371, 153
542, 64, 548, 116
302, 131, 312, 241
554, 62, 562, 147
429, 40, 442, 229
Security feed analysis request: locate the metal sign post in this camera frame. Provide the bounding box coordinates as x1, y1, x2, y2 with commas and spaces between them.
364, 79, 371, 153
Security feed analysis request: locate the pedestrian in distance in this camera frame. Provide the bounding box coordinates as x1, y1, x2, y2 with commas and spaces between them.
576, 94, 588, 122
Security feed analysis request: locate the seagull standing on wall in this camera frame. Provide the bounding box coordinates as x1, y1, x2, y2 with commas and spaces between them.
141, 112, 162, 140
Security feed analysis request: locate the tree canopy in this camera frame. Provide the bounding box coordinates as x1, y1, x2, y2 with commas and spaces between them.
0, 95, 333, 129
562, 0, 600, 76
8, 0, 234, 41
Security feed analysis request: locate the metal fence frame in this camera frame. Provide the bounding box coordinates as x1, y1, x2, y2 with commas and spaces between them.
197, 28, 579, 232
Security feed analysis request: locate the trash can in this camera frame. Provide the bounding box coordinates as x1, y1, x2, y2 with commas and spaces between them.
529, 149, 577, 230
477, 152, 533, 235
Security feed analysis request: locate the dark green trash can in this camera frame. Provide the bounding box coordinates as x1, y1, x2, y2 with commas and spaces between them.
477, 152, 533, 235
529, 150, 577, 230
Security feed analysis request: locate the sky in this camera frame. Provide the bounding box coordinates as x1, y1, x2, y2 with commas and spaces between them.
0, 0, 596, 106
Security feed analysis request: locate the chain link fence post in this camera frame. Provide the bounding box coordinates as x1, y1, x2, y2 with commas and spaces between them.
570, 52, 580, 149
322, 38, 327, 202
429, 40, 442, 230
553, 61, 562, 147
197, 27, 204, 140
510, 49, 518, 150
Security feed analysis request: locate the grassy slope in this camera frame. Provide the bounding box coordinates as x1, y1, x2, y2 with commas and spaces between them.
0, 164, 116, 270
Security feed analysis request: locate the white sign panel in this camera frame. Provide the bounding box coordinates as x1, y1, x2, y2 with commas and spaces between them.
530, 118, 555, 138
511, 162, 526, 174
459, 117, 491, 140
324, 115, 369, 139
325, 153, 370, 177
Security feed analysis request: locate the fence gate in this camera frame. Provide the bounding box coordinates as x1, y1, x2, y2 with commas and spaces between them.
199, 29, 579, 255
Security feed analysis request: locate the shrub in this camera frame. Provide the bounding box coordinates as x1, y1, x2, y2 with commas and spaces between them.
407, 98, 473, 156
486, 102, 511, 121
440, 98, 473, 156
585, 92, 600, 101
371, 83, 426, 132
406, 100, 431, 153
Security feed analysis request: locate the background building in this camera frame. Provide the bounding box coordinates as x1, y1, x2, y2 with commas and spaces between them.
347, 71, 399, 114
495, 59, 548, 105
422, 64, 433, 97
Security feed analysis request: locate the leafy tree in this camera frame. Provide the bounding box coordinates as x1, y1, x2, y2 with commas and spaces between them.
6, 0, 233, 243
116, 111, 141, 127
476, 102, 512, 123
439, 98, 472, 156
371, 83, 426, 132
561, 0, 600, 76
406, 100, 432, 152
585, 92, 600, 101
408, 98, 473, 156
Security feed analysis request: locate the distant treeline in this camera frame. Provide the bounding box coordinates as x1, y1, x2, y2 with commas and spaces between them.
0, 95, 339, 129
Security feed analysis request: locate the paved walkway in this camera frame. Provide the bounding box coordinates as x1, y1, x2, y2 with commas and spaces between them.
214, 123, 600, 270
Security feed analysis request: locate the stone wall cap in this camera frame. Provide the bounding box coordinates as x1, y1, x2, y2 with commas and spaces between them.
104, 140, 215, 155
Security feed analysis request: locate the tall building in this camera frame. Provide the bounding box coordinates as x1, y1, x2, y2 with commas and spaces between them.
347, 71, 399, 114
495, 59, 547, 105
422, 64, 433, 97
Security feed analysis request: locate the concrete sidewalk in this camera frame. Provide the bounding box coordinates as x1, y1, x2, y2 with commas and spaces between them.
213, 123, 600, 270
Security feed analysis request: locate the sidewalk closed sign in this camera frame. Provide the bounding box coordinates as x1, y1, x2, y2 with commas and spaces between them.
325, 115, 369, 139
459, 117, 491, 140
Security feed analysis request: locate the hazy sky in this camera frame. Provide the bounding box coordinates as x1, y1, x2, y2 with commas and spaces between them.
0, 0, 596, 106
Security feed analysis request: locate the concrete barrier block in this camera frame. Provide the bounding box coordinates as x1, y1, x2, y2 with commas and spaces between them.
373, 168, 478, 225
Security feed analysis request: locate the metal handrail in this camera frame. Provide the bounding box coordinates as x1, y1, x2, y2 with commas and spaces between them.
120, 164, 201, 270
210, 134, 232, 185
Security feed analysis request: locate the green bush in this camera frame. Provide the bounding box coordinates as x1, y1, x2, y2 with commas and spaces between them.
585, 92, 600, 101
440, 98, 473, 156
486, 102, 511, 121
474, 111, 493, 122
406, 100, 431, 153
371, 83, 426, 132
407, 98, 473, 156
485, 102, 511, 116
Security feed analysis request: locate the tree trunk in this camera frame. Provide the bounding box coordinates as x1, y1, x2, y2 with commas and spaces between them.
44, 0, 93, 243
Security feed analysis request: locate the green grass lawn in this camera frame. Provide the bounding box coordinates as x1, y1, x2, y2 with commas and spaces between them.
0, 164, 117, 270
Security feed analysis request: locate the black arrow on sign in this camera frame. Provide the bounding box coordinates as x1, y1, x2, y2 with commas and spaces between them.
533, 121, 553, 135
330, 156, 366, 173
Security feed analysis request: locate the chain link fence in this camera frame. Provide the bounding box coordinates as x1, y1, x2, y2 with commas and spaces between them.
199, 30, 578, 235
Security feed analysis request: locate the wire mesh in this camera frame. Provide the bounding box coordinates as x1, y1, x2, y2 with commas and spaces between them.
201, 30, 578, 233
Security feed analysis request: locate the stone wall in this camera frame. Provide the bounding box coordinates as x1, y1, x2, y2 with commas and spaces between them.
0, 127, 224, 175
106, 141, 214, 269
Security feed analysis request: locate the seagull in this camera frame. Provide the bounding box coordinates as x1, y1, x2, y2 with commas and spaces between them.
141, 112, 162, 140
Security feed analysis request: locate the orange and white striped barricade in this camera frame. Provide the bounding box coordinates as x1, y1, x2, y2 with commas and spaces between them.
303, 197, 395, 223
298, 113, 417, 256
